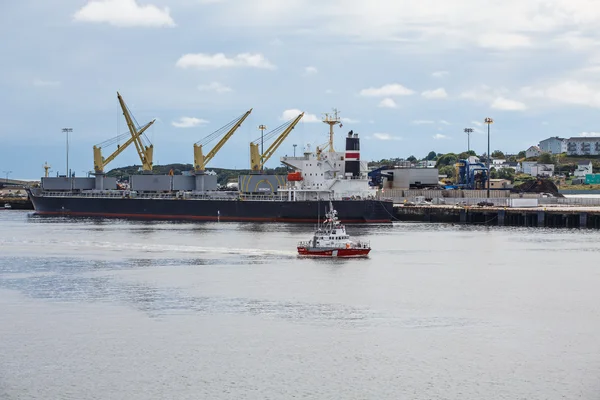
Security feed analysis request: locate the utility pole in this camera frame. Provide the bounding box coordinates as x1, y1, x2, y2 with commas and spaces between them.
258, 124, 267, 170
3, 170, 12, 184
464, 128, 473, 154
484, 118, 494, 198
62, 128, 73, 177
293, 144, 297, 157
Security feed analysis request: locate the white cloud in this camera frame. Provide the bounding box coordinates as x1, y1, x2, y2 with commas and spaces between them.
433, 133, 448, 139
477, 33, 533, 50
378, 98, 397, 108
304, 66, 318, 75
172, 117, 209, 128
439, 120, 451, 125
461, 85, 527, 111
521, 81, 600, 108
471, 120, 483, 127
73, 0, 175, 27
359, 83, 414, 97
422, 88, 448, 99
205, 0, 600, 52
280, 109, 319, 122
198, 82, 233, 93
580, 132, 600, 137
491, 97, 527, 111
432, 71, 449, 78
33, 79, 60, 87
373, 133, 402, 141
341, 117, 359, 123
176, 53, 276, 70
411, 120, 435, 125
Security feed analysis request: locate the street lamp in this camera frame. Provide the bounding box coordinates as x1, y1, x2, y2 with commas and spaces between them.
293, 144, 297, 157
484, 118, 494, 198
258, 125, 267, 157
2, 170, 12, 183
464, 128, 473, 153
62, 128, 73, 177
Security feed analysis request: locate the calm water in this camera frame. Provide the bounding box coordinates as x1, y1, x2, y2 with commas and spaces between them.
1, 210, 600, 399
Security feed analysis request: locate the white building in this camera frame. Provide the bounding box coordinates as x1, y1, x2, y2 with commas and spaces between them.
526, 145, 542, 158
492, 159, 506, 166
574, 161, 593, 178
499, 162, 520, 172
531, 163, 555, 177
566, 137, 600, 156
521, 161, 537, 175
538, 137, 566, 154
417, 160, 436, 168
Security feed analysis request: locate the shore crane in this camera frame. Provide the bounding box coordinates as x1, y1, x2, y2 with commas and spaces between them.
250, 112, 304, 172
194, 108, 253, 173
93, 92, 155, 174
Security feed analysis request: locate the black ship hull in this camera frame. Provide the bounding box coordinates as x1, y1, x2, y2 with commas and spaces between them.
27, 191, 394, 223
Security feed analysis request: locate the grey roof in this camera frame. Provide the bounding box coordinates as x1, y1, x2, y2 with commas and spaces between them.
568, 137, 600, 141
578, 161, 593, 165
540, 136, 565, 142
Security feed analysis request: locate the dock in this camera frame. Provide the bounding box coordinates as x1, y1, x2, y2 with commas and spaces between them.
394, 204, 600, 228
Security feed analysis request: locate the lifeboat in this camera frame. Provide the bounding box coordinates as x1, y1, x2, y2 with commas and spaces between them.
297, 201, 371, 258
287, 171, 303, 181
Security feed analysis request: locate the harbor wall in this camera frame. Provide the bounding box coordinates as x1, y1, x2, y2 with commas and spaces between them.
394, 204, 600, 229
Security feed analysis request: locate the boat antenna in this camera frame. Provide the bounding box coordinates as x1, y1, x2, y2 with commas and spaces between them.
322, 108, 341, 152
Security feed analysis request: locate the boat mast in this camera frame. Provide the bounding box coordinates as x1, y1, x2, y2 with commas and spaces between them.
322, 109, 341, 152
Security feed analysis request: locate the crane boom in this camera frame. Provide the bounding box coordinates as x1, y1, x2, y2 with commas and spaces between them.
93, 119, 155, 173
194, 108, 253, 172
117, 91, 154, 171
250, 112, 304, 171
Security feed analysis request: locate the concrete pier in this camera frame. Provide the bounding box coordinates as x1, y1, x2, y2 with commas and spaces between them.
393, 204, 600, 229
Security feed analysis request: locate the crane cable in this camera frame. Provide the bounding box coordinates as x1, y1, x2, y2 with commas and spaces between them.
195, 112, 248, 147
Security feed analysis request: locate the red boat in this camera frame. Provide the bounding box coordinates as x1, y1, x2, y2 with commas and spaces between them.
297, 201, 371, 258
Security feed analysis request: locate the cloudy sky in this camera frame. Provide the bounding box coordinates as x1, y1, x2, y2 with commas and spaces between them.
3, 0, 600, 178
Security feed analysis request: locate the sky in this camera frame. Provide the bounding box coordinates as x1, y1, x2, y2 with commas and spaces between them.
3, 0, 600, 179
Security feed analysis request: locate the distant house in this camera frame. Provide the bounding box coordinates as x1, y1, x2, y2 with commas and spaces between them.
574, 161, 593, 178
539, 137, 566, 154
566, 137, 600, 156
521, 161, 537, 175
417, 160, 436, 168
492, 159, 506, 166
499, 162, 519, 172
531, 163, 555, 177
526, 145, 542, 158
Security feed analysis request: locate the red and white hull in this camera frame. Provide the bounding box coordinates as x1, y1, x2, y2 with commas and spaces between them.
297, 247, 371, 258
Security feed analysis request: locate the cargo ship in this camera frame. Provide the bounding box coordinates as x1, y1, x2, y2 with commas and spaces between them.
27, 103, 393, 223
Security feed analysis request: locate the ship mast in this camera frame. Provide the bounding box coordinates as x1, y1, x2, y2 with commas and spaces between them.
322, 108, 341, 152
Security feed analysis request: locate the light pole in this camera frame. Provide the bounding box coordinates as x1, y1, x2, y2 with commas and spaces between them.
258, 125, 267, 158
2, 170, 12, 184
62, 128, 73, 177
464, 128, 473, 154
484, 118, 494, 198
293, 144, 297, 157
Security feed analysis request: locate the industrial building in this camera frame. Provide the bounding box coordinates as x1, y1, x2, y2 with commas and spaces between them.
378, 167, 439, 189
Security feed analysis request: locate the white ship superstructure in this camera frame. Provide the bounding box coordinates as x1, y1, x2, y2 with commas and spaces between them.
279, 110, 377, 201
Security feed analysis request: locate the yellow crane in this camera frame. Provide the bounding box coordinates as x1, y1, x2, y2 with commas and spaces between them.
194, 109, 253, 173
250, 112, 304, 171
93, 92, 155, 174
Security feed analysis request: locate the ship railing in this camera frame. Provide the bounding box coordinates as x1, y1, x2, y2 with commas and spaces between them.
38, 190, 291, 202
297, 241, 312, 247
353, 241, 370, 249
